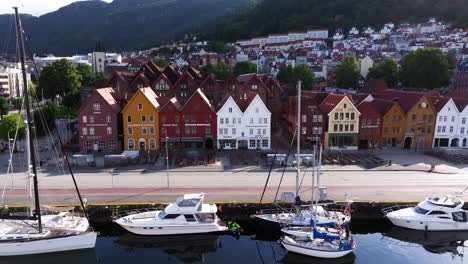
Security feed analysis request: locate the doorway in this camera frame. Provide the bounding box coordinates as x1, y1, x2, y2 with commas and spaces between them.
404, 137, 412, 149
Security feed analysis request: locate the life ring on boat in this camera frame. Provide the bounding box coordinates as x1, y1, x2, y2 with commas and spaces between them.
344, 204, 351, 216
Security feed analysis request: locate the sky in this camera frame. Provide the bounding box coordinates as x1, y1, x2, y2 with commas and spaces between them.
0, 0, 112, 16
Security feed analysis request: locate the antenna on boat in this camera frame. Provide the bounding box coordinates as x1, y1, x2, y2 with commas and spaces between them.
13, 6, 42, 232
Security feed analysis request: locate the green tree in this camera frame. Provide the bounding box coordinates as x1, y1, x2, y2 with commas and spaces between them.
0, 114, 25, 141
367, 58, 399, 87
38, 59, 82, 101
76, 63, 94, 86
334, 56, 360, 88
95, 72, 108, 81
152, 58, 169, 68
11, 98, 22, 110
233, 61, 257, 76
293, 64, 314, 89
0, 97, 9, 118
205, 41, 229, 53
199, 64, 215, 76
400, 48, 450, 89
156, 47, 172, 55
199, 62, 231, 80
277, 64, 295, 83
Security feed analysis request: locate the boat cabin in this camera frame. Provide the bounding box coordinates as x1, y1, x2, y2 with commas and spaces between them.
156, 193, 218, 223
413, 195, 467, 222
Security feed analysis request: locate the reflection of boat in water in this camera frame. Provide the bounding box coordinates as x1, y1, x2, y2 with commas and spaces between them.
115, 233, 221, 262
281, 252, 356, 264
0, 249, 97, 264
385, 226, 468, 255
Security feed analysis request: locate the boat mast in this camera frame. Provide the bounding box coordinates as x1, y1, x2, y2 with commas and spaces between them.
296, 81, 301, 198
14, 7, 42, 232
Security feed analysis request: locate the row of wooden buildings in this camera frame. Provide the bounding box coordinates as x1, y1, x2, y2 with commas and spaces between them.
77, 62, 468, 153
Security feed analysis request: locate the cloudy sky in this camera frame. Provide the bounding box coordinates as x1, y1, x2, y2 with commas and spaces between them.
0, 0, 112, 16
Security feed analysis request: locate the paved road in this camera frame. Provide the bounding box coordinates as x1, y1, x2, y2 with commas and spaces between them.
1, 166, 468, 205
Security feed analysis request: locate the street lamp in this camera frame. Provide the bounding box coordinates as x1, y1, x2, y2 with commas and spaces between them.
165, 130, 170, 188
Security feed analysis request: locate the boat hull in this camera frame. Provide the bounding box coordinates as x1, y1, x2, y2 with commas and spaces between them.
0, 232, 97, 256
116, 219, 227, 235
281, 240, 353, 259
387, 215, 468, 231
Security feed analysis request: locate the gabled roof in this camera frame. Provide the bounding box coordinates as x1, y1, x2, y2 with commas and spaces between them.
78, 87, 120, 114
318, 93, 353, 114
199, 74, 220, 88
151, 72, 173, 88
121, 87, 159, 113
173, 70, 197, 87
181, 88, 214, 113
237, 93, 259, 112
375, 89, 426, 113
453, 97, 468, 113
356, 100, 382, 117
430, 96, 450, 113
373, 98, 396, 116
158, 96, 185, 112
217, 95, 243, 113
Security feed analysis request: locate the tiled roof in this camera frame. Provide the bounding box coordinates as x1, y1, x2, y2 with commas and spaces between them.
373, 98, 395, 115
375, 89, 425, 113
430, 96, 449, 113
318, 93, 351, 113
96, 87, 121, 113
140, 87, 160, 109
453, 97, 468, 112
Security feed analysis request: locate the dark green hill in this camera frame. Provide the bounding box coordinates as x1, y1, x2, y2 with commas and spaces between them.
210, 0, 468, 42
0, 0, 249, 55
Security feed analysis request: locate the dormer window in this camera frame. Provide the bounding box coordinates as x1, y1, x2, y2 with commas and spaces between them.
181, 83, 187, 89
137, 83, 144, 89
138, 104, 143, 110
92, 103, 100, 111
252, 84, 258, 91
228, 107, 232, 113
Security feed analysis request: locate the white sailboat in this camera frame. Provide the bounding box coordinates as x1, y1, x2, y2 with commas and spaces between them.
383, 188, 468, 231
0, 7, 97, 256
254, 81, 351, 229
114, 193, 227, 235
280, 143, 356, 259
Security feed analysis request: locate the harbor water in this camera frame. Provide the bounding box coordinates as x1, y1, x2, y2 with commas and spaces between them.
0, 219, 465, 264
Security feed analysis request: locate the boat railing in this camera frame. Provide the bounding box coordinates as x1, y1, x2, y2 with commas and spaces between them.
111, 207, 159, 220
381, 204, 414, 216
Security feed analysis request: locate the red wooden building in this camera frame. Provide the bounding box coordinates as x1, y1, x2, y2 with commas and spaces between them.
77, 87, 122, 153
159, 89, 217, 149
357, 100, 383, 149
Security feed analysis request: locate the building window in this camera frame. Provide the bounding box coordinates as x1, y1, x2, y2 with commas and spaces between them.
238, 118, 241, 124
82, 116, 87, 123
443, 116, 447, 122
302, 127, 306, 134
106, 115, 111, 123
82, 128, 87, 136
89, 116, 94, 124
302, 115, 307, 122
128, 139, 135, 149
333, 124, 338, 132
442, 126, 446, 133
340, 113, 344, 120
350, 124, 354, 132
258, 118, 262, 124
249, 140, 256, 148
205, 126, 211, 135
350, 113, 355, 120
334, 113, 339, 119
89, 127, 95, 135
345, 113, 350, 120
191, 114, 196, 123
98, 140, 105, 150
229, 107, 232, 113
450, 126, 454, 133
107, 127, 112, 135
232, 128, 236, 135
149, 115, 154, 123
175, 127, 180, 135
463, 118, 466, 124
127, 127, 133, 135
384, 127, 388, 134
161, 115, 166, 123
150, 127, 155, 135
422, 115, 427, 121
263, 129, 266, 135
138, 104, 143, 110
84, 141, 91, 150
175, 115, 180, 123
437, 126, 441, 133
412, 114, 416, 121
250, 118, 253, 124
252, 84, 258, 90
255, 107, 259, 113
428, 115, 433, 122
108, 139, 116, 149
141, 115, 147, 123
161, 127, 167, 136
185, 127, 190, 135
194, 103, 200, 110
127, 115, 132, 123
233, 118, 236, 124
452, 116, 455, 122
462, 127, 465, 134
339, 124, 343, 132
343, 103, 347, 109
257, 129, 261, 135
149, 139, 156, 149
318, 115, 323, 122
191, 127, 197, 135
220, 118, 224, 124
376, 118, 380, 125
93, 103, 100, 111
226, 118, 230, 124
219, 128, 223, 135
262, 140, 268, 148
250, 129, 253, 135
312, 115, 317, 122
318, 127, 322, 134
142, 127, 147, 135
439, 116, 442, 122
344, 124, 349, 132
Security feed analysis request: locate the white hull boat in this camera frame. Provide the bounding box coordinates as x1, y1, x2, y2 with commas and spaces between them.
0, 230, 96, 256
115, 193, 227, 236
384, 193, 468, 231
281, 226, 346, 238
281, 235, 355, 259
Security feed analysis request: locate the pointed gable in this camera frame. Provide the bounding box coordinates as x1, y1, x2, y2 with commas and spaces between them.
319, 94, 352, 114
181, 88, 214, 113
121, 87, 160, 113
78, 87, 120, 114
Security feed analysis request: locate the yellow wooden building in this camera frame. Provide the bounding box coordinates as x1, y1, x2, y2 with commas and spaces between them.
121, 87, 160, 151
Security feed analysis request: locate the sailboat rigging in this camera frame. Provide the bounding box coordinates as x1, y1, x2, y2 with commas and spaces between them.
0, 7, 96, 256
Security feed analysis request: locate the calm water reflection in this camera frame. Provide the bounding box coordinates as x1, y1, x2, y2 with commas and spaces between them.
0, 221, 466, 264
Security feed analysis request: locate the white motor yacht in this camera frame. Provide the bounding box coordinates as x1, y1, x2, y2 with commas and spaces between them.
383, 193, 468, 231
115, 193, 227, 235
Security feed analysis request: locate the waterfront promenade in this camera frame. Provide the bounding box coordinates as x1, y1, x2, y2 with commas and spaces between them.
1, 150, 467, 206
